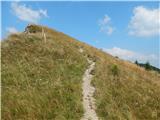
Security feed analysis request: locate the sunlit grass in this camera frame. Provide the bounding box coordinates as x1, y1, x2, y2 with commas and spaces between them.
2, 25, 160, 120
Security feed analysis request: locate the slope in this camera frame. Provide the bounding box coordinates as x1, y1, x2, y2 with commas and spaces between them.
2, 25, 89, 120
2, 24, 160, 120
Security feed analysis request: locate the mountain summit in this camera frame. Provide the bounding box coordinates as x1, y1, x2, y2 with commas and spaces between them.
2, 25, 160, 120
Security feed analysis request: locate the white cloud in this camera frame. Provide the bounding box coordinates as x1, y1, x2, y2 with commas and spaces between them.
99, 15, 111, 25
104, 47, 135, 59
103, 47, 159, 67
128, 6, 160, 37
39, 9, 48, 17
11, 2, 48, 23
6, 27, 18, 34
99, 15, 114, 35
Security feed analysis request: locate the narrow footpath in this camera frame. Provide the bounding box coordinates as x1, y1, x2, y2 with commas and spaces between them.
81, 58, 98, 120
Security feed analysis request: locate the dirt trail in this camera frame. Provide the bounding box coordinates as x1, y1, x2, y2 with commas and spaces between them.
81, 58, 98, 120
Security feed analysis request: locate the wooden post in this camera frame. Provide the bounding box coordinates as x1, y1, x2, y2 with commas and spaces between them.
42, 28, 46, 43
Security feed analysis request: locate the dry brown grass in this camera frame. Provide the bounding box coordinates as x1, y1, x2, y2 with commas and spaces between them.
2, 24, 160, 120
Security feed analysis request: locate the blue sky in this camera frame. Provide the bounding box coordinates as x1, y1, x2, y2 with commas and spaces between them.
1, 1, 160, 68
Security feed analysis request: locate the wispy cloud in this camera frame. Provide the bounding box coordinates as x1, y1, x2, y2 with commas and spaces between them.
98, 15, 114, 35
6, 27, 18, 34
103, 47, 159, 67
128, 6, 160, 37
104, 47, 135, 59
11, 2, 48, 23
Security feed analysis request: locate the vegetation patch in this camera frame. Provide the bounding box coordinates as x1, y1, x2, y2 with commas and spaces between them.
2, 25, 160, 120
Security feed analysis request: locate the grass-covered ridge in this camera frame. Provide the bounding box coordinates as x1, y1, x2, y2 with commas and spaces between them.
2, 24, 160, 120
2, 25, 88, 119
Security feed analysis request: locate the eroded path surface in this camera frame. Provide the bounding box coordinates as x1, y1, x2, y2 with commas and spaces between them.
81, 58, 98, 120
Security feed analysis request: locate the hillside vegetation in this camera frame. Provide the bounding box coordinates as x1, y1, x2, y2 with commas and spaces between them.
2, 25, 160, 120
135, 61, 160, 73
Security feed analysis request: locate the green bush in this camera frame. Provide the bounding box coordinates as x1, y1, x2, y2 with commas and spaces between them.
135, 60, 138, 65
111, 64, 119, 77
145, 62, 152, 70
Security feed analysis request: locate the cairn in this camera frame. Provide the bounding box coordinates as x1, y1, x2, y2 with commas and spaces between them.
24, 24, 32, 34
24, 24, 47, 43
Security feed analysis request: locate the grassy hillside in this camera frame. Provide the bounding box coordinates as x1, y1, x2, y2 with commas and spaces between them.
92, 54, 160, 120
2, 24, 160, 120
2, 25, 89, 120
